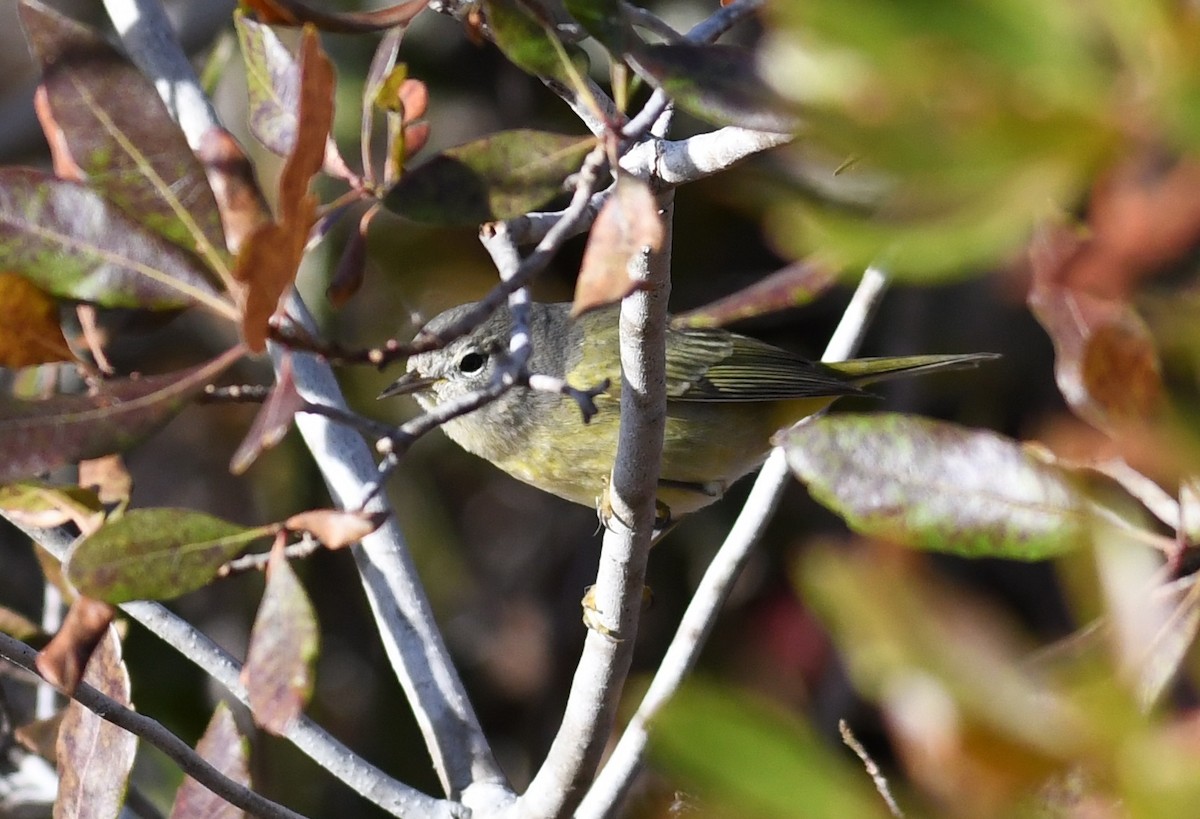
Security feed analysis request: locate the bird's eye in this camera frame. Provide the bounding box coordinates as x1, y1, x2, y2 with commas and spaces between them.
457, 351, 487, 374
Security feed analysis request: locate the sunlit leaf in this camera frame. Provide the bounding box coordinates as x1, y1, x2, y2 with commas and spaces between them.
650, 680, 889, 818
0, 271, 73, 367
671, 260, 836, 329
0, 169, 229, 314
385, 129, 596, 224
53, 626, 135, 817
484, 0, 585, 84
783, 413, 1091, 559
241, 0, 427, 33
20, 2, 227, 265
78, 454, 132, 507
169, 703, 250, 819
242, 536, 318, 734
283, 508, 386, 550
65, 508, 272, 604
0, 480, 103, 532
0, 604, 43, 643
0, 347, 242, 483
572, 173, 661, 316
628, 43, 796, 132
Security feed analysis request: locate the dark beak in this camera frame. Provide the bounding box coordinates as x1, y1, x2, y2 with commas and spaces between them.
378, 371, 437, 399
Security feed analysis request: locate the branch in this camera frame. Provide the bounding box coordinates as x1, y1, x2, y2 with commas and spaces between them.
518, 196, 675, 819
576, 266, 892, 819
103, 0, 505, 804
0, 632, 308, 819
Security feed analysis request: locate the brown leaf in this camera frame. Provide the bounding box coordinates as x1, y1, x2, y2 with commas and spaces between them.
54, 625, 136, 819
243, 0, 428, 32
35, 596, 116, 694
325, 212, 370, 308
229, 354, 304, 474
283, 508, 386, 550
671, 259, 837, 329
0, 271, 73, 368
78, 455, 132, 507
241, 534, 318, 734
14, 710, 64, 762
572, 174, 662, 316
197, 128, 271, 255
169, 703, 250, 819
1028, 227, 1164, 433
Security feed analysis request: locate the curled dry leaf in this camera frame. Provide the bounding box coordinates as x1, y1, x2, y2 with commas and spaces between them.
572, 173, 662, 316
35, 596, 117, 694
198, 128, 271, 255
283, 508, 387, 550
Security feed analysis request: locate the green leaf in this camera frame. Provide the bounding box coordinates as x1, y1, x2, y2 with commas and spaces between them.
782, 413, 1091, 559
483, 0, 588, 84
563, 0, 637, 57
20, 1, 227, 265
650, 680, 888, 818
0, 347, 242, 483
628, 43, 797, 132
384, 129, 596, 224
0, 169, 228, 313
65, 508, 270, 603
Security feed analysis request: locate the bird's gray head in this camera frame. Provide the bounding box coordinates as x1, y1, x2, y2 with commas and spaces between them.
402, 302, 516, 410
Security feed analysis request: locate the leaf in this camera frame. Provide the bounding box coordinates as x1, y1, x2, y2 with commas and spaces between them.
0, 271, 73, 367
384, 129, 597, 224
0, 347, 242, 483
0, 169, 229, 314
241, 0, 427, 33
283, 508, 387, 550
572, 173, 660, 316
235, 12, 305, 157
169, 703, 250, 819
0, 480, 103, 532
325, 210, 370, 307
563, 0, 637, 57
20, 1, 228, 266
649, 680, 888, 818
197, 128, 271, 255
628, 43, 797, 132
484, 0, 581, 84
1028, 227, 1164, 433
671, 260, 837, 329
64, 508, 271, 604
782, 413, 1092, 559
232, 25, 333, 352
230, 354, 304, 474
35, 596, 116, 694
0, 604, 43, 643
53, 626, 136, 819
242, 536, 319, 735
78, 454, 132, 507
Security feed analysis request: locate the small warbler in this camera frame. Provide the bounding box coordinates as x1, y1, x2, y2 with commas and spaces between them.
382, 301, 991, 519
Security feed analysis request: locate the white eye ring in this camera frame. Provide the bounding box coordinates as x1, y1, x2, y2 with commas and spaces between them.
457, 351, 487, 374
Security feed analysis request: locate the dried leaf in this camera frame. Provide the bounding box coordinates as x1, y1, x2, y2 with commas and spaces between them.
64, 508, 272, 604
0, 271, 73, 367
0, 347, 242, 483
325, 211, 370, 307
169, 703, 250, 819
197, 128, 271, 255
572, 173, 661, 316
53, 625, 136, 817
78, 455, 132, 507
35, 596, 116, 694
0, 169, 227, 313
242, 535, 319, 734
14, 710, 64, 762
21, 2, 227, 262
672, 261, 837, 329
783, 413, 1092, 559
283, 508, 386, 550
385, 129, 597, 224
0, 480, 104, 533
230, 354, 304, 474
242, 0, 427, 33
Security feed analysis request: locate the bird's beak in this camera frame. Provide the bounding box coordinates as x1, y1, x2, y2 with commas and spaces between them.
378, 371, 437, 399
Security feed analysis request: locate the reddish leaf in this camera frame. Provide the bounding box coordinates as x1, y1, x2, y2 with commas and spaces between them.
197, 128, 271, 255
230, 354, 304, 474
1028, 227, 1164, 433
384, 130, 597, 224
232, 26, 333, 351
325, 208, 372, 308
53, 625, 136, 818
0, 347, 242, 483
0, 271, 73, 367
20, 2, 227, 263
242, 0, 427, 33
35, 596, 116, 694
573, 173, 662, 316
242, 535, 319, 735
169, 703, 250, 819
672, 260, 837, 329
65, 508, 271, 604
0, 169, 229, 314
283, 508, 387, 550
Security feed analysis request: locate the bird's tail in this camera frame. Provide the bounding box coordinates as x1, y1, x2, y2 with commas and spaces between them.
828, 353, 999, 385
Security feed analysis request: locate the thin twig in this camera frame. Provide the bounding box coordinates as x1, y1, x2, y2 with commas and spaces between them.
576, 267, 891, 819
0, 632, 308, 819
840, 719, 904, 818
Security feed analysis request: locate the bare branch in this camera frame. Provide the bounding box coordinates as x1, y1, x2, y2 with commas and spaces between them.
0, 631, 308, 819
